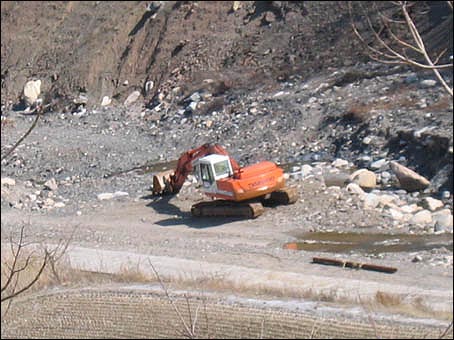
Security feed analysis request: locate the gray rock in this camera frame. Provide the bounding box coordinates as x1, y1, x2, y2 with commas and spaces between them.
441, 191, 451, 199
331, 158, 349, 168
189, 92, 201, 102
362, 136, 372, 145
145, 80, 154, 93
363, 193, 380, 209
420, 197, 444, 211
420, 79, 437, 87
404, 73, 418, 84
346, 183, 365, 196
1, 177, 16, 186
432, 209, 453, 231
124, 91, 141, 106
23, 79, 41, 105
188, 102, 198, 111
410, 209, 432, 225
389, 161, 430, 192
400, 204, 421, 214
44, 178, 58, 191
350, 169, 376, 189
113, 191, 129, 198
301, 164, 313, 177
101, 96, 111, 106
370, 159, 388, 170
97, 193, 114, 200
323, 172, 350, 187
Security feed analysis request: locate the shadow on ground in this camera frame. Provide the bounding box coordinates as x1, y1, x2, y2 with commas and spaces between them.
142, 194, 247, 228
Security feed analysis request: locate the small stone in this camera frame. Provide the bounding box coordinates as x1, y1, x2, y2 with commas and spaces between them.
97, 193, 114, 200
124, 90, 141, 106
188, 102, 198, 111
101, 96, 111, 106
346, 183, 365, 196
420, 79, 437, 87
23, 79, 41, 105
362, 136, 372, 145
145, 80, 154, 93
441, 191, 451, 199
412, 255, 423, 263
189, 92, 201, 102
400, 204, 421, 214
410, 209, 432, 225
1, 177, 16, 186
387, 208, 404, 221
432, 209, 453, 231
113, 191, 129, 198
331, 158, 349, 168
44, 178, 58, 191
44, 198, 55, 207
301, 164, 313, 177
363, 193, 380, 209
420, 197, 444, 211
370, 159, 388, 170
350, 169, 376, 189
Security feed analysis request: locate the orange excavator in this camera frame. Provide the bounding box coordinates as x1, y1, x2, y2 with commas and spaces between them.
152, 143, 298, 218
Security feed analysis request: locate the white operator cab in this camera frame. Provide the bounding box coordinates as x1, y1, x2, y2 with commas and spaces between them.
192, 154, 234, 195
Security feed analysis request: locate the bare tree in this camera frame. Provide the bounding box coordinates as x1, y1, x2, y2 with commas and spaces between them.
1, 105, 43, 162
349, 1, 453, 97
1, 224, 50, 303
1, 223, 73, 317
148, 259, 206, 339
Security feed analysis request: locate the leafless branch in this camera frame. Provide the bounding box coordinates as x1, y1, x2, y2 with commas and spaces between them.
148, 259, 195, 338
1, 223, 73, 308
46, 226, 78, 283
1, 249, 50, 303
439, 320, 453, 339
1, 106, 42, 162
349, 1, 453, 97
1, 225, 26, 293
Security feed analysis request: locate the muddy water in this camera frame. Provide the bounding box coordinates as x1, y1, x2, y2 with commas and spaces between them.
285, 232, 453, 254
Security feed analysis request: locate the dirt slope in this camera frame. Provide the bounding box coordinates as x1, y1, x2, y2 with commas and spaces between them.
3, 1, 450, 110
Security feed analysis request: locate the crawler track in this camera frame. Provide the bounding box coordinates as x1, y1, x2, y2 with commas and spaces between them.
191, 200, 265, 218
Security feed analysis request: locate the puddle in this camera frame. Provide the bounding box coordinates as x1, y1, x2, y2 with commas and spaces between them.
284, 232, 453, 254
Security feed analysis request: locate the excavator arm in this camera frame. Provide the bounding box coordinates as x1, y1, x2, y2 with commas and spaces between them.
153, 143, 240, 195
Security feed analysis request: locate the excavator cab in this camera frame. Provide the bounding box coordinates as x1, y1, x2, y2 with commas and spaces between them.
193, 154, 233, 193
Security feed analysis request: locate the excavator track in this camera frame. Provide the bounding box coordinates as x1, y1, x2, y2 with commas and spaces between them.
191, 200, 264, 219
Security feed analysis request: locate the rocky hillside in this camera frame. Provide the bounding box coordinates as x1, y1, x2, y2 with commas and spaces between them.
1, 1, 453, 193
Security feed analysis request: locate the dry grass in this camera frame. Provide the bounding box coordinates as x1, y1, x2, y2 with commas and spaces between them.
2, 251, 452, 322
375, 290, 402, 307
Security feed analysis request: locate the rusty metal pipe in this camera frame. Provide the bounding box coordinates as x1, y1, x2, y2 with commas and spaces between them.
312, 257, 397, 274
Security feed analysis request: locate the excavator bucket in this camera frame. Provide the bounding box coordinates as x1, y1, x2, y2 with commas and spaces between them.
152, 170, 174, 195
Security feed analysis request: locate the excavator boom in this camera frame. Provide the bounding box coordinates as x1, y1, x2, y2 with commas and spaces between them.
152, 143, 239, 195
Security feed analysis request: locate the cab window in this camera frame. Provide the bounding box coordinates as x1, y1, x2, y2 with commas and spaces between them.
200, 163, 214, 183
213, 160, 231, 177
